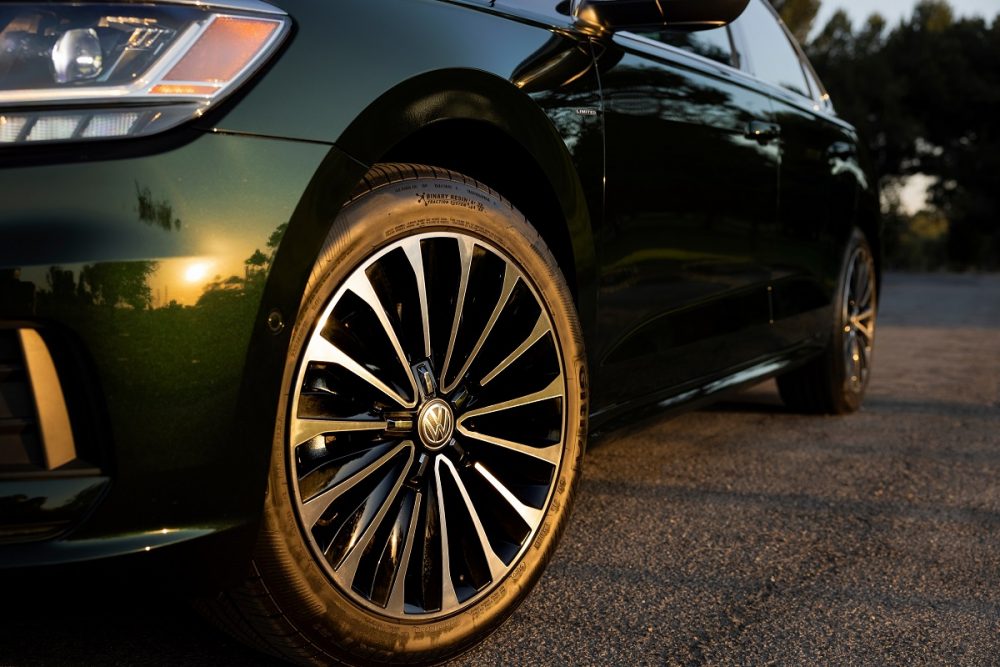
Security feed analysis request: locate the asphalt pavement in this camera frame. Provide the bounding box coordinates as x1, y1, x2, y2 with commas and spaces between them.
2, 272, 998, 666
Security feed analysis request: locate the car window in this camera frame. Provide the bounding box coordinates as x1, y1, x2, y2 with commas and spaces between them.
636, 26, 735, 67
733, 0, 810, 98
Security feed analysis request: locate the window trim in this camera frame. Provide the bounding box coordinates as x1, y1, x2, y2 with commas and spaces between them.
728, 0, 825, 110
614, 5, 841, 121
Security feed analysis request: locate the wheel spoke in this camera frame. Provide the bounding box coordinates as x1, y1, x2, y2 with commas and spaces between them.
480, 313, 551, 387
474, 462, 543, 527
345, 271, 418, 401
440, 457, 506, 581
440, 236, 476, 388
844, 333, 861, 384
850, 257, 864, 299
856, 256, 874, 306
299, 442, 413, 528
305, 335, 416, 409
292, 418, 387, 447
334, 447, 414, 585
402, 239, 432, 360
459, 375, 564, 421
858, 336, 871, 370
434, 457, 461, 610
852, 319, 875, 344
458, 429, 562, 465
441, 264, 520, 393
386, 491, 422, 614
853, 306, 875, 324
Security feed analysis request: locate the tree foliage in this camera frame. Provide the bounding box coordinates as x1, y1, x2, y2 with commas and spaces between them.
771, 0, 821, 43
792, 0, 1000, 268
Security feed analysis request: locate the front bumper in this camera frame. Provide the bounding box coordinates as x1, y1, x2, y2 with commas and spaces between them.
0, 129, 330, 570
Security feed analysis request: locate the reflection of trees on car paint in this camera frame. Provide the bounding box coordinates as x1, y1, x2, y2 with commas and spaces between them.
197, 222, 286, 307
78, 262, 158, 310
25, 180, 289, 315
135, 182, 181, 232
14, 217, 292, 500
2, 185, 291, 491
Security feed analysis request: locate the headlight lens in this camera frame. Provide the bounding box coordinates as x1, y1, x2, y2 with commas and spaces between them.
0, 1, 289, 144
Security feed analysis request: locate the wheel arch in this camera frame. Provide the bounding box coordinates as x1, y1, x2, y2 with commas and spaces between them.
335, 68, 598, 326
381, 118, 579, 300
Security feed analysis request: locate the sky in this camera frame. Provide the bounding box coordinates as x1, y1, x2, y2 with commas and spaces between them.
812, 0, 1000, 35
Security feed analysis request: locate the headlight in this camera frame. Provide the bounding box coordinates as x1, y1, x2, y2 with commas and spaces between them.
0, 0, 289, 144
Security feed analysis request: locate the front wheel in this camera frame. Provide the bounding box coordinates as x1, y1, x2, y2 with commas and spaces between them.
778, 229, 878, 414
207, 164, 587, 665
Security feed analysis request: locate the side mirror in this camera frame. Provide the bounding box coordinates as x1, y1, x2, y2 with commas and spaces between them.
573, 0, 750, 32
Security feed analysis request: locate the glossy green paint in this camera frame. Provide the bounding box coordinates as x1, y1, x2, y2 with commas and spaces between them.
212, 0, 573, 144
0, 132, 330, 560
766, 90, 862, 349
0, 0, 878, 572
0, 477, 108, 543
206, 0, 602, 341
596, 33, 780, 406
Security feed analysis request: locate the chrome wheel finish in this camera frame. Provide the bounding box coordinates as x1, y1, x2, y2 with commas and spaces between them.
288, 232, 566, 620
841, 244, 876, 395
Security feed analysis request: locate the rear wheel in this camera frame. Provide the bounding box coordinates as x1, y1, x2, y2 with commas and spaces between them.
778, 229, 877, 414
207, 164, 587, 665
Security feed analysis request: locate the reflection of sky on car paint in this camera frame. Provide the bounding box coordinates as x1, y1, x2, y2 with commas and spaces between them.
18, 256, 239, 307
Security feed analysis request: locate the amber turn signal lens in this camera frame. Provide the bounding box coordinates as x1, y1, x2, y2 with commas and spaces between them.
161, 17, 280, 85
0, 3, 288, 143
149, 84, 219, 95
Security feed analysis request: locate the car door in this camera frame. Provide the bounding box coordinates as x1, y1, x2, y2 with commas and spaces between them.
594, 26, 780, 409
729, 0, 864, 349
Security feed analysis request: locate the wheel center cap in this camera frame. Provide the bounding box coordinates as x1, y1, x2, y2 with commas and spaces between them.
417, 398, 454, 450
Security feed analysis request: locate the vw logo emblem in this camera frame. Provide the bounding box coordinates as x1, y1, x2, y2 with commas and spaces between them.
418, 399, 454, 450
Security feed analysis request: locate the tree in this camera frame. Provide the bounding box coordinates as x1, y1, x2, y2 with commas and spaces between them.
770, 0, 821, 43
805, 0, 1000, 268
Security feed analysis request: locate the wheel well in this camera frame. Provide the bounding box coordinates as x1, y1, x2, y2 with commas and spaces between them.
380, 119, 578, 301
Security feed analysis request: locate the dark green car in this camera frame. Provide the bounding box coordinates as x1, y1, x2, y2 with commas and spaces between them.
0, 0, 879, 663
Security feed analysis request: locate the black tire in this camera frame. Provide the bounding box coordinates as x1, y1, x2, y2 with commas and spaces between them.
204, 164, 588, 665
777, 229, 878, 414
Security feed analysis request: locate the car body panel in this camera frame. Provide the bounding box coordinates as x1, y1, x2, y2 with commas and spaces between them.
1, 132, 330, 563
595, 31, 781, 405
208, 0, 604, 351
0, 0, 878, 581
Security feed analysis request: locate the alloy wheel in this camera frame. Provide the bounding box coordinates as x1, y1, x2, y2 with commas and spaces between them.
288, 231, 566, 620
841, 244, 876, 395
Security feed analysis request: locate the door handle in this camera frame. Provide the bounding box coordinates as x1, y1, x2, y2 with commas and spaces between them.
825, 141, 856, 160
746, 120, 781, 144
